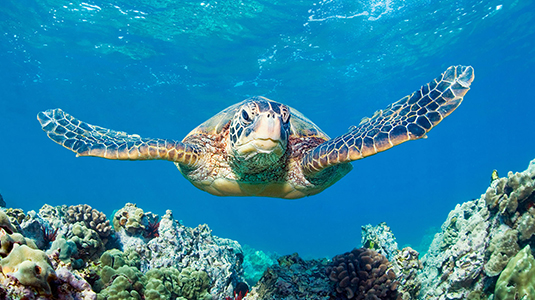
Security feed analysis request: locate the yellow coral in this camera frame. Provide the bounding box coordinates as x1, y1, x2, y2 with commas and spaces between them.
0, 244, 56, 294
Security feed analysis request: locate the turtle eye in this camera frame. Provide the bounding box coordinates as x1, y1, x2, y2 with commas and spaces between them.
241, 109, 250, 122
281, 107, 290, 124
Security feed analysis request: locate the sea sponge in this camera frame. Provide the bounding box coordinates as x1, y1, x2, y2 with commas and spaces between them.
326, 248, 400, 300
0, 244, 56, 295
65, 204, 112, 238
494, 245, 535, 300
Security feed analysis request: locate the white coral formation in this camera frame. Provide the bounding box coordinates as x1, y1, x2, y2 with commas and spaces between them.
115, 209, 245, 299
418, 158, 535, 299
391, 247, 422, 300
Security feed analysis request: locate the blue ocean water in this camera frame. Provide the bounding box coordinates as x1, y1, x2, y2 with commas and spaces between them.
1, 0, 534, 259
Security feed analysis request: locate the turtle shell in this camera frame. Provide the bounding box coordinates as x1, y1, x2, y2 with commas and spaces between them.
184, 97, 330, 141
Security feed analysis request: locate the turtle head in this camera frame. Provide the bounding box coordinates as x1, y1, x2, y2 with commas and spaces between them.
228, 97, 291, 172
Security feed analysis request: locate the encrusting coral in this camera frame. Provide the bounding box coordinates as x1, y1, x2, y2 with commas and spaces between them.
326, 248, 400, 300
0, 209, 97, 299
494, 245, 535, 300
0, 244, 56, 294
112, 203, 147, 236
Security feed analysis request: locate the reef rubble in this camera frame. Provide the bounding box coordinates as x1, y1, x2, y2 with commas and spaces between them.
0, 158, 534, 299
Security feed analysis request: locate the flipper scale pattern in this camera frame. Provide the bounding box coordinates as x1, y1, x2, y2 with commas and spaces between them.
301, 65, 475, 176
37, 109, 202, 166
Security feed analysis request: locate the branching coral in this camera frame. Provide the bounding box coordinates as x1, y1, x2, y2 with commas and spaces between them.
326, 248, 400, 300
65, 204, 112, 239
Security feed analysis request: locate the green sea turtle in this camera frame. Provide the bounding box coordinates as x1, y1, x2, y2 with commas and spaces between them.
38, 65, 474, 199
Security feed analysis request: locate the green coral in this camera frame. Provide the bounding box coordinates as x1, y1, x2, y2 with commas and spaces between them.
100, 249, 141, 270
48, 237, 78, 261
69, 221, 106, 260
94, 249, 211, 300
113, 203, 146, 235
143, 267, 181, 300
97, 273, 143, 300
495, 245, 535, 300
0, 231, 37, 257
0, 244, 56, 295
177, 267, 212, 300
93, 249, 144, 295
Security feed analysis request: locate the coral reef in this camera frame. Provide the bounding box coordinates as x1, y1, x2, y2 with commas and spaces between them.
241, 244, 277, 287
361, 222, 399, 261
494, 245, 535, 300
0, 210, 96, 299
326, 248, 400, 300
114, 208, 245, 299
2, 157, 534, 300
0, 244, 56, 294
112, 203, 147, 236
65, 204, 112, 239
418, 158, 535, 299
246, 253, 332, 300
390, 247, 422, 300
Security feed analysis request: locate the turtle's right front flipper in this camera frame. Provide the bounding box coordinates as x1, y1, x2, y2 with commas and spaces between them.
37, 109, 202, 167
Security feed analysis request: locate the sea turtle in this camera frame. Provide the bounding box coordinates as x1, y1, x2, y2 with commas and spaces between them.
38, 65, 474, 199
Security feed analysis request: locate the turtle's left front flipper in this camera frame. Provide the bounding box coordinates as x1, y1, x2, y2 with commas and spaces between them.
37, 109, 202, 167
301, 65, 474, 176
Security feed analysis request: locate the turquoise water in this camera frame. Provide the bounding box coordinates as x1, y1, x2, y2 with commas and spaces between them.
1, 0, 534, 258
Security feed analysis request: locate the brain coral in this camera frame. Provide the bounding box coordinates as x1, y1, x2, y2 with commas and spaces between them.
326, 248, 400, 300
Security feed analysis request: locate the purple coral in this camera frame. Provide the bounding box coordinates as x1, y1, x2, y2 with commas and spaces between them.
326, 248, 400, 300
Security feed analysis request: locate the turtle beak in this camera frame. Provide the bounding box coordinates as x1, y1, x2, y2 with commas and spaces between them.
236, 113, 286, 158
253, 114, 283, 147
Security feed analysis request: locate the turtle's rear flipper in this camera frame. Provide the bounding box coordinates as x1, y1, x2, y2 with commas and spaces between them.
301, 65, 474, 176
37, 109, 202, 167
